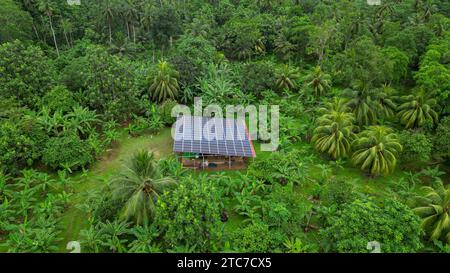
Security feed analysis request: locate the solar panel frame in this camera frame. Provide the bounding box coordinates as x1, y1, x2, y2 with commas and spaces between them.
173, 116, 256, 157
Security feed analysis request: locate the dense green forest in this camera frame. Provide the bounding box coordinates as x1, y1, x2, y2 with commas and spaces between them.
0, 0, 449, 253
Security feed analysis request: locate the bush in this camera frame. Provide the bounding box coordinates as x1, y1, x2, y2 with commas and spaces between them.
320, 177, 355, 206
399, 131, 432, 163
41, 86, 77, 114
0, 40, 55, 107
321, 199, 423, 253
230, 222, 285, 253
154, 176, 223, 252
433, 117, 450, 159
42, 133, 94, 170
0, 116, 48, 174
240, 61, 276, 96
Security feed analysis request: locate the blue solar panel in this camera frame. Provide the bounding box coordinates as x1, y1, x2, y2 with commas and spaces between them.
173, 116, 256, 157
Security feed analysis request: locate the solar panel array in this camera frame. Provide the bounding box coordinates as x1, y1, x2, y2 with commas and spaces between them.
173, 116, 256, 157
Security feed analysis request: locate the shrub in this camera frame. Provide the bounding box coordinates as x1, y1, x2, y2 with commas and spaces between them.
0, 40, 55, 107
0, 116, 48, 174
240, 61, 276, 96
154, 176, 223, 252
321, 198, 423, 253
230, 222, 285, 253
320, 177, 355, 206
399, 131, 432, 163
42, 133, 94, 171
41, 85, 77, 114
433, 116, 450, 159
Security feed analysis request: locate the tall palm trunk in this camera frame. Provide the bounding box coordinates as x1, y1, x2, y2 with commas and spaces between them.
48, 14, 59, 57
108, 20, 112, 43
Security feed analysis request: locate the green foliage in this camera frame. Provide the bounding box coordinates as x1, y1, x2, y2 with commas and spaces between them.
412, 180, 450, 244
333, 36, 393, 87
0, 115, 48, 174
0, 0, 33, 43
322, 199, 424, 253
320, 177, 355, 207
312, 100, 356, 160
0, 40, 55, 107
304, 66, 332, 97
397, 89, 439, 129
248, 150, 312, 185
154, 176, 223, 252
61, 44, 143, 121
275, 64, 300, 92
220, 12, 264, 60
148, 60, 180, 102
41, 85, 77, 114
352, 126, 402, 176
433, 116, 450, 159
42, 133, 94, 171
240, 61, 276, 96
111, 151, 177, 225
399, 131, 432, 163
230, 222, 285, 253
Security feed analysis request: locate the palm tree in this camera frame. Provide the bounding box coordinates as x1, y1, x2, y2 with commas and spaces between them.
111, 151, 177, 225
412, 181, 450, 243
397, 90, 438, 129
121, 0, 138, 42
343, 87, 381, 126
275, 64, 299, 92
311, 109, 356, 160
304, 66, 332, 98
60, 19, 73, 47
148, 60, 180, 102
37, 0, 59, 56
352, 126, 402, 176
376, 85, 397, 119
101, 0, 117, 43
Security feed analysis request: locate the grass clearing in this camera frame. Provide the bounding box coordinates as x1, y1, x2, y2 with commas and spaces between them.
58, 129, 173, 251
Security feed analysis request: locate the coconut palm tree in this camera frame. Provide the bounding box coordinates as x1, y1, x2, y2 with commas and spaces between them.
37, 0, 59, 56
412, 181, 450, 243
111, 151, 177, 225
352, 126, 402, 176
101, 0, 117, 43
148, 60, 180, 102
397, 90, 438, 129
343, 87, 381, 126
312, 110, 356, 160
304, 66, 332, 97
275, 64, 299, 92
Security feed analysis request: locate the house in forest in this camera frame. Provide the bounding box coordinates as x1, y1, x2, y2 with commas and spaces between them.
173, 115, 256, 170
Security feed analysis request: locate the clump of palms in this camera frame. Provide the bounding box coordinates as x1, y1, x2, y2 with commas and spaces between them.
275, 64, 299, 91
148, 60, 180, 102
412, 180, 450, 243
312, 99, 356, 160
111, 151, 177, 225
397, 89, 439, 129
351, 126, 402, 176
304, 66, 332, 97
343, 87, 381, 126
